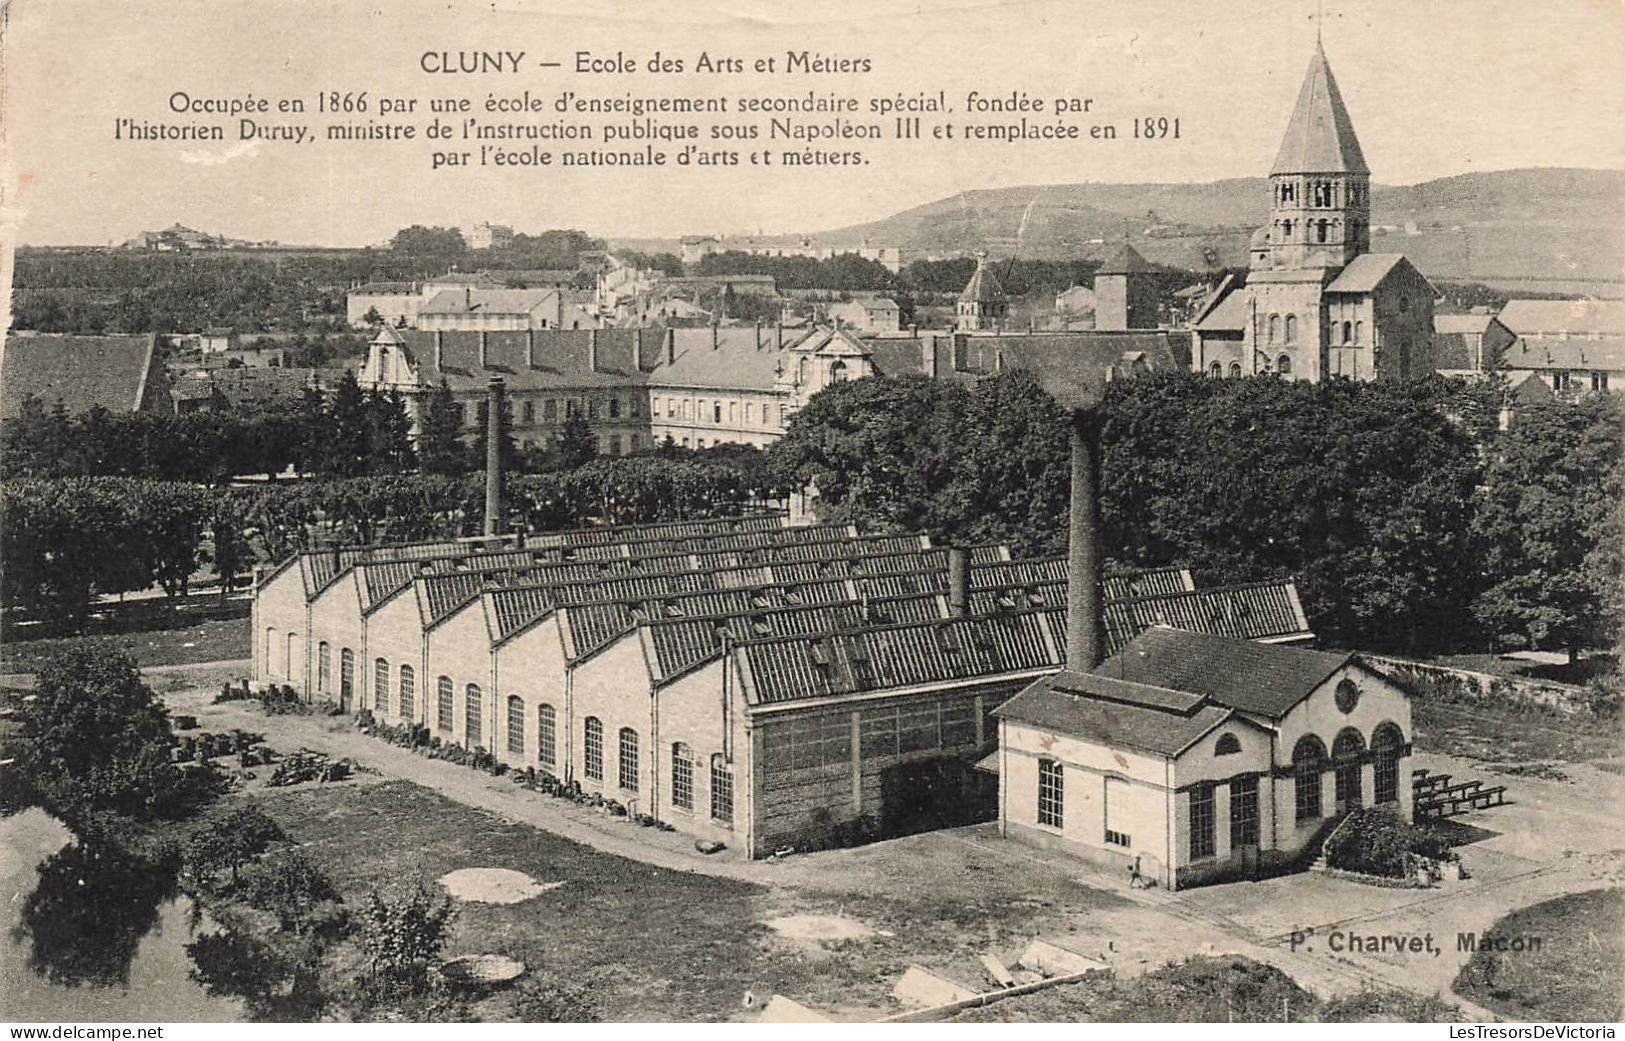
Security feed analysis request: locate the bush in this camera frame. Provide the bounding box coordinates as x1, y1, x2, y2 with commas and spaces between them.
1324, 809, 1456, 879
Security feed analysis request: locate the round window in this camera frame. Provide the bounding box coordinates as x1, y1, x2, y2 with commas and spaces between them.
1334, 678, 1360, 714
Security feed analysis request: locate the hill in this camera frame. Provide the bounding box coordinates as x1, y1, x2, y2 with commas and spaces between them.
658, 169, 1624, 293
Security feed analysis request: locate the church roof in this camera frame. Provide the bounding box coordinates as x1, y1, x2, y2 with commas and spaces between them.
959, 256, 1007, 304
1325, 254, 1427, 294
1271, 43, 1369, 176
1096, 243, 1152, 275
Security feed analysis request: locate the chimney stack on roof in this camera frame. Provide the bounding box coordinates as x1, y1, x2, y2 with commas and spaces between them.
588, 329, 599, 372
754, 320, 762, 351
483, 376, 505, 537
712, 321, 720, 350
526, 329, 536, 369
633, 328, 644, 371
434, 330, 444, 370
776, 320, 784, 349
479, 331, 490, 369
666, 327, 676, 365
923, 333, 938, 378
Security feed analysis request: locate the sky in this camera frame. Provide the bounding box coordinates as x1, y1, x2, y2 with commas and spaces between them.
3, 0, 1624, 246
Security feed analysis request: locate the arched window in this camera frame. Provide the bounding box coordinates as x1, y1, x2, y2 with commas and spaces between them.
1229, 363, 1242, 379
1267, 314, 1280, 343
265, 628, 279, 677
437, 677, 454, 731
1284, 314, 1297, 343
1372, 722, 1405, 806
1214, 733, 1242, 757
1316, 219, 1329, 244
399, 665, 415, 720
1278, 354, 1293, 376
829, 359, 848, 382
1208, 361, 1223, 379
1341, 321, 1353, 344
584, 717, 604, 781
710, 754, 733, 824
671, 743, 694, 811
374, 658, 389, 715
618, 728, 640, 792
317, 642, 331, 693
1355, 321, 1364, 345
537, 704, 557, 769
1333, 727, 1366, 811
1037, 758, 1063, 827
1293, 736, 1326, 823
506, 695, 525, 755
340, 649, 354, 701
465, 684, 483, 749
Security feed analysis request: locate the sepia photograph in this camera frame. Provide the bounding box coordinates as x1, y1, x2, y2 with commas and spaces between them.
0, 0, 1622, 1029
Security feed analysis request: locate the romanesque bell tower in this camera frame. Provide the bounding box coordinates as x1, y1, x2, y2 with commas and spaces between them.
1252, 41, 1371, 272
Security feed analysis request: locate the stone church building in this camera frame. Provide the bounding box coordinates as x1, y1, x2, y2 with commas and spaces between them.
1192, 42, 1436, 381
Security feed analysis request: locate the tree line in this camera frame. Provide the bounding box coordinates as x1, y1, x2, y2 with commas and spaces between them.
767, 370, 1623, 659
0, 458, 780, 625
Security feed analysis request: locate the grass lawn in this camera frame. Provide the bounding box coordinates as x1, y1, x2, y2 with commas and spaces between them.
231, 778, 1114, 1021
1453, 889, 1624, 1022
0, 596, 250, 675
952, 955, 1458, 1023
1412, 698, 1623, 767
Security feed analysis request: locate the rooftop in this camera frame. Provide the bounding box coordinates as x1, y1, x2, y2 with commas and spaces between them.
1095, 627, 1353, 720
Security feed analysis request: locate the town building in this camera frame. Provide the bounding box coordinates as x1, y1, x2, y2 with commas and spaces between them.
0, 332, 169, 419
679, 235, 908, 273
994, 626, 1413, 889
956, 253, 1010, 332
1432, 313, 1517, 373
415, 287, 602, 332
827, 297, 902, 334
467, 222, 515, 251
1494, 299, 1625, 394
1191, 43, 1436, 382
1093, 244, 1159, 332
346, 282, 424, 328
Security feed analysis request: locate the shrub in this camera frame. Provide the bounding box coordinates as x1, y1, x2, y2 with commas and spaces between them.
1324, 809, 1456, 878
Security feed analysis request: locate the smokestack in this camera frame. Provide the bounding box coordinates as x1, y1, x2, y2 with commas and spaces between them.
634, 328, 644, 370
526, 329, 536, 369
479, 331, 489, 369
755, 320, 762, 351
1065, 409, 1104, 671
588, 329, 599, 372
712, 321, 720, 349
923, 333, 938, 379
947, 546, 970, 618
666, 327, 676, 365
776, 320, 784, 349
434, 330, 444, 370
483, 376, 505, 537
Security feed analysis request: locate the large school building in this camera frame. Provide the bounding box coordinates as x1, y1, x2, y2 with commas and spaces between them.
252, 515, 1316, 856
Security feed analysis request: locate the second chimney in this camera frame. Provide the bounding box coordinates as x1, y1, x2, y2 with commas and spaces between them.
434, 330, 444, 370
666, 327, 676, 365
633, 328, 644, 371
526, 328, 536, 369
947, 545, 970, 618
478, 331, 489, 369
483, 376, 505, 537
587, 329, 599, 372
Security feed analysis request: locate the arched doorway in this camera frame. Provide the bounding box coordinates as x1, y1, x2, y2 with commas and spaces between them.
1332, 728, 1366, 814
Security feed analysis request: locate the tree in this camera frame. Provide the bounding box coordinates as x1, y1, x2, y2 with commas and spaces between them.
1473, 395, 1624, 659
389, 225, 467, 256
362, 305, 384, 326
364, 389, 416, 474
326, 371, 370, 476
11, 647, 194, 819
556, 409, 596, 470
417, 380, 466, 476
238, 848, 344, 932
356, 881, 457, 995
183, 805, 289, 890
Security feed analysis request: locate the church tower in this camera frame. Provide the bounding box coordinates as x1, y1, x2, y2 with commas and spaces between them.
1252, 41, 1371, 272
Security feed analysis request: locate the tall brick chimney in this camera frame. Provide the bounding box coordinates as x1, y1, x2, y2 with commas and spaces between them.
1065, 409, 1105, 671
433, 330, 444, 370
526, 328, 536, 369
483, 376, 505, 537
666, 328, 676, 365
633, 329, 644, 371
478, 331, 489, 369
